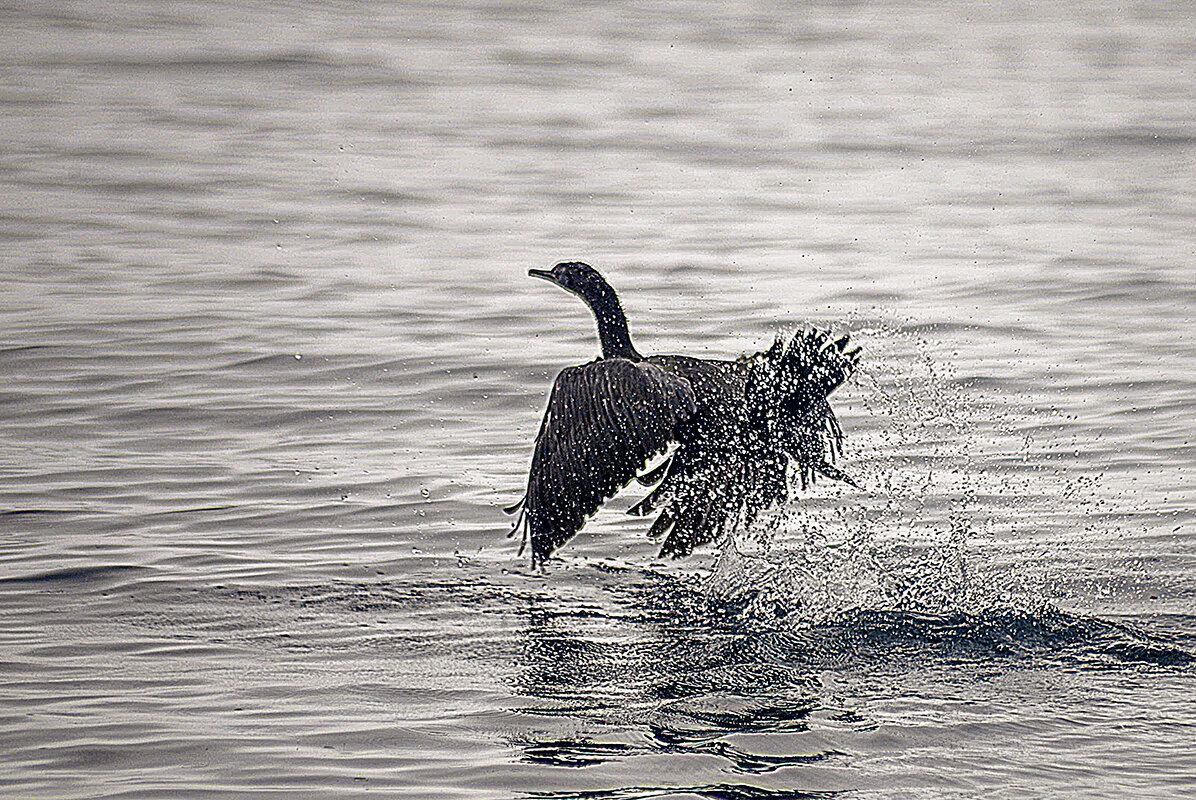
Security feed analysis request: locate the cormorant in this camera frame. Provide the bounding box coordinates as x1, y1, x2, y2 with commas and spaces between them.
506, 262, 859, 567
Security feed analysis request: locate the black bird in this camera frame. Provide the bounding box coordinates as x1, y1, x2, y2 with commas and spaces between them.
506, 262, 859, 567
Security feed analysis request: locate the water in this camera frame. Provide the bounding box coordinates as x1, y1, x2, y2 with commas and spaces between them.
2, 0, 1194, 797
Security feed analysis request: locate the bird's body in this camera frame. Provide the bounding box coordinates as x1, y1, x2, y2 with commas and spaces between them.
508, 262, 859, 566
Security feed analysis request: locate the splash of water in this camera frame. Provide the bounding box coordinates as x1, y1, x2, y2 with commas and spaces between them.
704, 319, 1067, 627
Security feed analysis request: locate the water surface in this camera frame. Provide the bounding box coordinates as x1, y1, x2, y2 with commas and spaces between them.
1, 1, 1194, 798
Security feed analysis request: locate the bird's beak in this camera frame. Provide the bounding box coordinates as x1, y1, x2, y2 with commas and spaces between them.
528, 268, 556, 283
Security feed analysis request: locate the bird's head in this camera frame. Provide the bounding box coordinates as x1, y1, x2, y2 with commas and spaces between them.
528, 261, 613, 304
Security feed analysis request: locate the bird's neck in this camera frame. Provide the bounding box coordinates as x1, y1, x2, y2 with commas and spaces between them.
586, 288, 642, 361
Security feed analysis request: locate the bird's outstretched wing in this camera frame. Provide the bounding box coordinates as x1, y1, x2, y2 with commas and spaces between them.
627, 331, 861, 559
509, 358, 697, 566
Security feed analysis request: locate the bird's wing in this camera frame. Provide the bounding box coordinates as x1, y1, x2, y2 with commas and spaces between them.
512, 358, 697, 566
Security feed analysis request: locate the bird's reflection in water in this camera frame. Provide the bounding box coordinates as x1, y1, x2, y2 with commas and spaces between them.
507, 565, 848, 796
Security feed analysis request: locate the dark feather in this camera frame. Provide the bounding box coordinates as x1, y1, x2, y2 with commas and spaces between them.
519, 358, 697, 566
636, 454, 673, 487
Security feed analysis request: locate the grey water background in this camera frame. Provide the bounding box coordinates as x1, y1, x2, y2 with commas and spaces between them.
2, 0, 1195, 797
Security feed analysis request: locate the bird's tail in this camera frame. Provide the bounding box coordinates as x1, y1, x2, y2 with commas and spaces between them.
746, 328, 861, 491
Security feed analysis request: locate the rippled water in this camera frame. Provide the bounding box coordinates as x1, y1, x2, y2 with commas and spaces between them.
2, 1, 1195, 798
